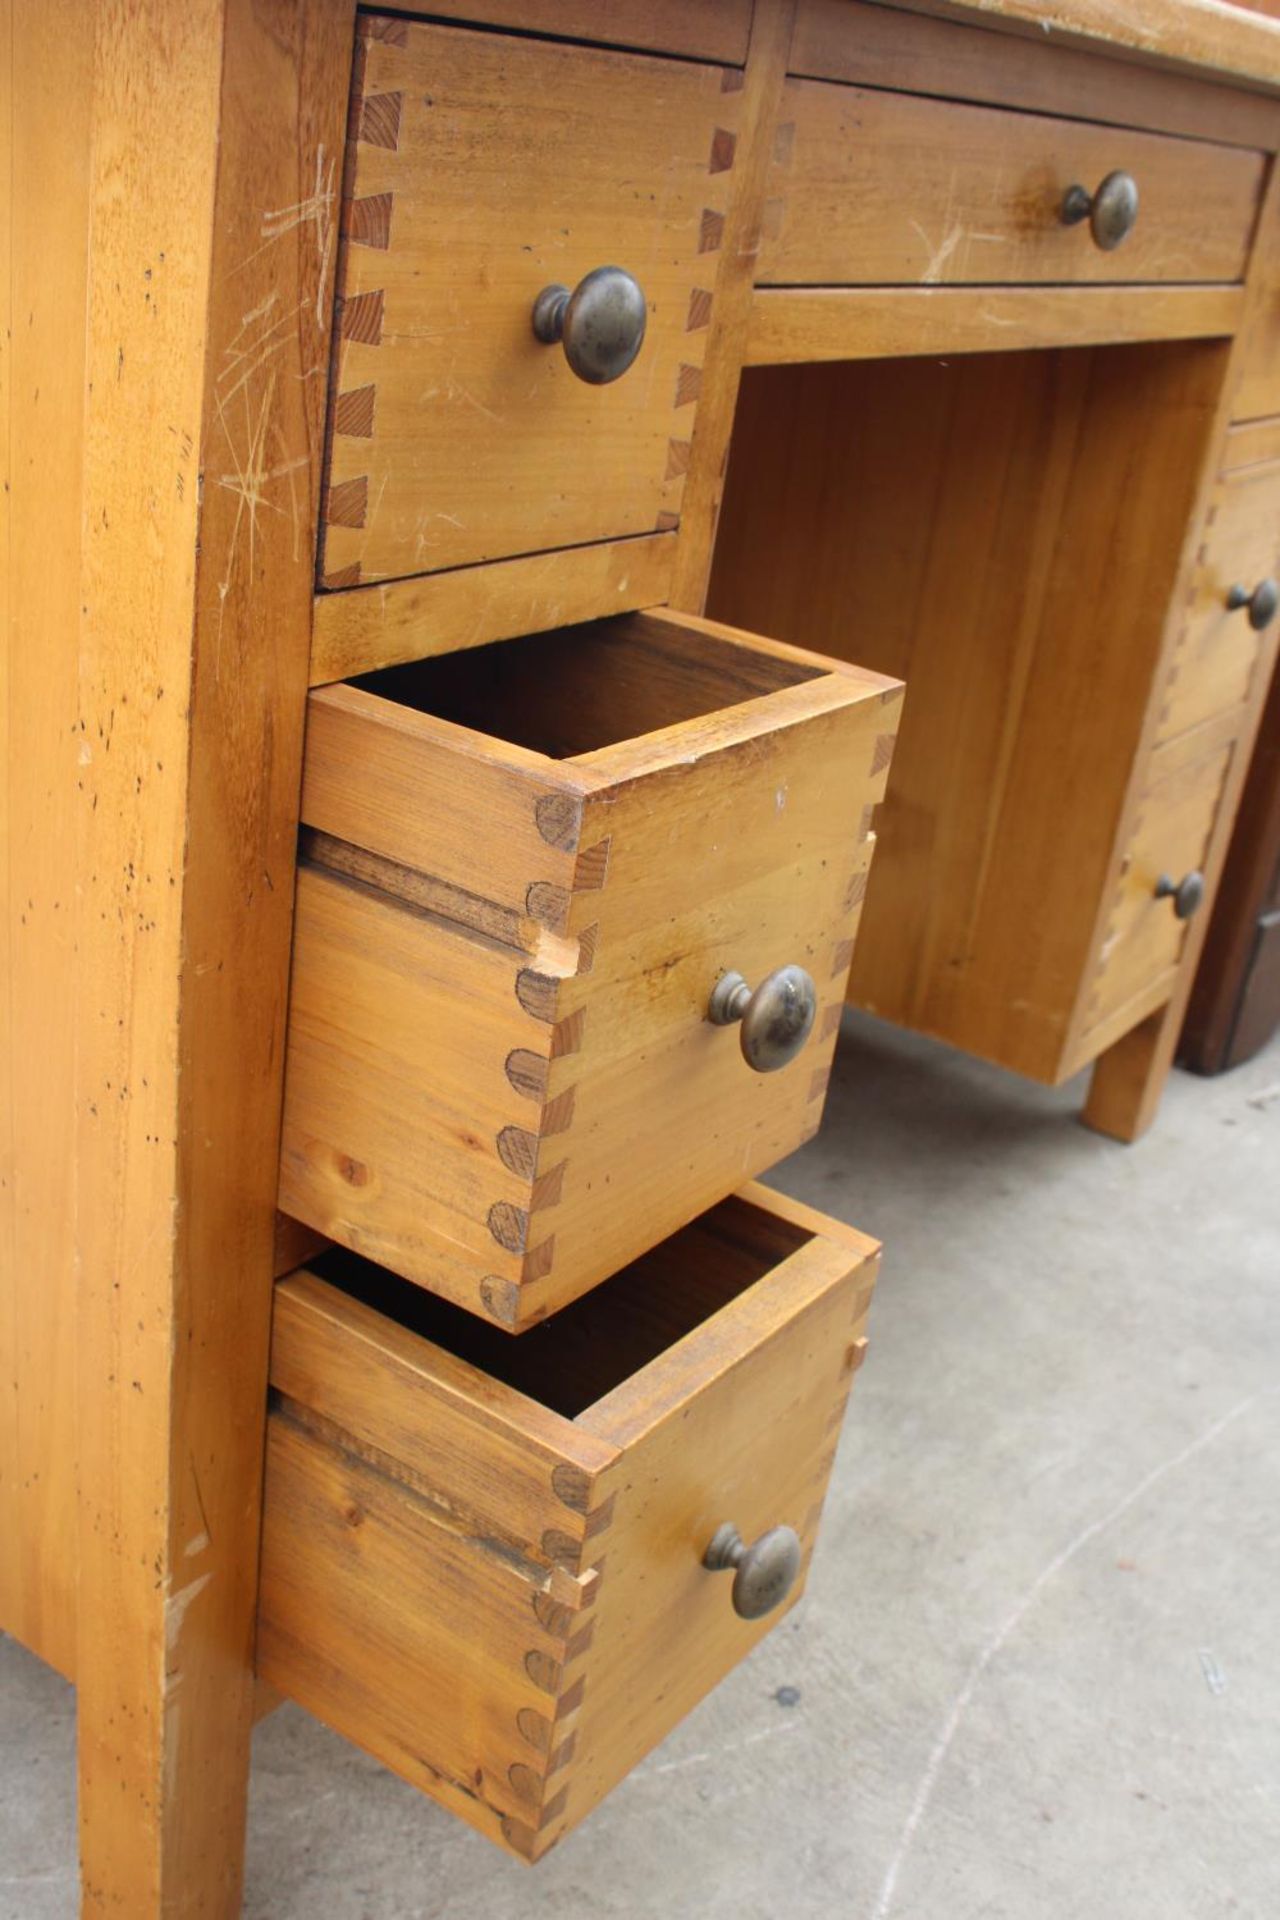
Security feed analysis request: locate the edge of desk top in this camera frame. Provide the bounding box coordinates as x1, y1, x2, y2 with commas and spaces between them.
894, 0, 1280, 95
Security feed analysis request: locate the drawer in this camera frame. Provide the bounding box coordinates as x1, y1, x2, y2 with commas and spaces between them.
319, 15, 742, 588
1157, 422, 1280, 746
1085, 732, 1237, 1037
759, 79, 1264, 288
279, 609, 902, 1329
258, 1185, 880, 1861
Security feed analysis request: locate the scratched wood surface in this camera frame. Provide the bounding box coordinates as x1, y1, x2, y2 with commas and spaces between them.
65, 0, 355, 1911
791, 0, 1280, 148
318, 16, 740, 587
890, 0, 1280, 91
279, 611, 900, 1326
759, 78, 1265, 288
259, 1185, 878, 1859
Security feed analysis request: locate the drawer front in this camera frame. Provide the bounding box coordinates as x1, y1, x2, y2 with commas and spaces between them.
758, 79, 1264, 288
279, 611, 902, 1329
1157, 426, 1280, 746
1085, 734, 1236, 1038
258, 1187, 880, 1860
319, 17, 740, 588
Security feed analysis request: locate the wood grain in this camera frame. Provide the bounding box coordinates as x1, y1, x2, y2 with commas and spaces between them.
1182, 643, 1280, 1070
311, 534, 676, 684
259, 1186, 878, 1858
320, 18, 739, 585
280, 613, 900, 1325
709, 343, 1227, 1084
790, 0, 1280, 149
0, 0, 91, 1685
759, 78, 1265, 290
1233, 206, 1280, 421
885, 0, 1280, 92
1081, 165, 1280, 1137
668, 0, 799, 613
746, 285, 1245, 366
1156, 430, 1280, 745
369, 0, 753, 65
73, 1, 353, 1911
1080, 731, 1237, 1044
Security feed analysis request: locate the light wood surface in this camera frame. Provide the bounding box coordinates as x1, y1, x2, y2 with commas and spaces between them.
319, 17, 739, 586
791, 0, 1280, 147
668, 0, 799, 613
1156, 431, 1280, 745
710, 342, 1227, 1085
746, 285, 1245, 366
47, 1, 351, 1911
73, 6, 227, 1906
9, 2, 1280, 1903
1082, 730, 1237, 1040
371, 0, 753, 64
281, 611, 901, 1325
259, 1186, 879, 1858
310, 534, 676, 684
0, 0, 90, 1686
1081, 164, 1280, 1136
759, 77, 1264, 288
1234, 235, 1280, 420
892, 0, 1280, 92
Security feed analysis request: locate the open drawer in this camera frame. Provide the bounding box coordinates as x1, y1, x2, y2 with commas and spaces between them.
279, 609, 901, 1328
258, 1184, 879, 1860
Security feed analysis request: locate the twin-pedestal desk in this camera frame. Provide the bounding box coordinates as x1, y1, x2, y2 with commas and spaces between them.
4, 0, 1280, 1908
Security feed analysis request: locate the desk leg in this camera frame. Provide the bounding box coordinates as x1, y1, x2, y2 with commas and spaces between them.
73, 3, 352, 1911
1082, 1005, 1178, 1143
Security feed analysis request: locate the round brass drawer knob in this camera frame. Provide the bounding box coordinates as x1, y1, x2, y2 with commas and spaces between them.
1061, 170, 1139, 250
708, 964, 818, 1072
531, 265, 647, 385
1226, 577, 1279, 631
1155, 869, 1205, 920
704, 1522, 802, 1621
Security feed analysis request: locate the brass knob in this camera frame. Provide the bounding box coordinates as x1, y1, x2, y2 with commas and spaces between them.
707, 964, 818, 1073
531, 266, 647, 385
1061, 170, 1139, 250
704, 1522, 802, 1621
1226, 577, 1279, 631
1155, 870, 1205, 920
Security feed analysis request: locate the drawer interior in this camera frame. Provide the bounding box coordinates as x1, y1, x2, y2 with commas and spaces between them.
351, 611, 824, 759
297, 1190, 815, 1416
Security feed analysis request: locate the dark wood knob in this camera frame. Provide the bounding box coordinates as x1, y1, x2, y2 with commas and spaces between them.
531, 266, 647, 385
704, 1523, 802, 1620
1155, 870, 1205, 921
707, 964, 818, 1072
1061, 170, 1139, 250
1226, 577, 1279, 631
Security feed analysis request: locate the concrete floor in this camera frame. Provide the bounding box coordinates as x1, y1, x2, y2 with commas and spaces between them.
4, 1012, 1279, 1919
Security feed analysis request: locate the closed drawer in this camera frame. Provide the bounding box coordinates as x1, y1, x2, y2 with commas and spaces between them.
319, 15, 741, 588
279, 609, 902, 1329
258, 1185, 879, 1860
1085, 731, 1237, 1037
1157, 420, 1280, 746
759, 79, 1264, 288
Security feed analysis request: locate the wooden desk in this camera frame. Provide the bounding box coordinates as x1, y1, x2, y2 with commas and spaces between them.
3, 1, 1279, 1910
